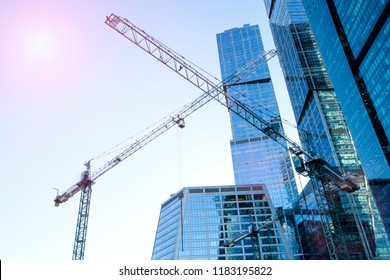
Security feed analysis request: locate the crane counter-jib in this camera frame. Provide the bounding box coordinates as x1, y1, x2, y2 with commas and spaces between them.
54, 171, 92, 206
54, 183, 83, 206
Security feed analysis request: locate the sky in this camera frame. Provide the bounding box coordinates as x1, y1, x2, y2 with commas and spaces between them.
0, 0, 301, 260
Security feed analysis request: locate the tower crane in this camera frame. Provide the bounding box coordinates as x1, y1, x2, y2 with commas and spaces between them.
104, 13, 357, 193
54, 48, 277, 260
105, 13, 362, 260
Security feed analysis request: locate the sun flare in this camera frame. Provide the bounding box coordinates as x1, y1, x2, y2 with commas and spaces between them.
1, 2, 84, 89
24, 28, 58, 64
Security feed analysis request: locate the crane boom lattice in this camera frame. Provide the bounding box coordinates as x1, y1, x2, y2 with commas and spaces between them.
105, 13, 361, 260
105, 14, 303, 155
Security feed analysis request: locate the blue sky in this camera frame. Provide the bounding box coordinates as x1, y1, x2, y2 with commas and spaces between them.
0, 0, 300, 260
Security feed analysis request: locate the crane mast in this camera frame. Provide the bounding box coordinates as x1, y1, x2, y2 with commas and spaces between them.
72, 161, 93, 260
105, 13, 362, 260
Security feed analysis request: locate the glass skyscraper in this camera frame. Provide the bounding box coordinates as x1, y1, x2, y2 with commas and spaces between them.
151, 185, 294, 260
216, 25, 299, 210
216, 24, 303, 258
300, 0, 390, 239
263, 0, 390, 259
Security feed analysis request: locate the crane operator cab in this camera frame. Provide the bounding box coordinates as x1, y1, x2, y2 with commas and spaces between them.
80, 170, 90, 184
292, 155, 307, 175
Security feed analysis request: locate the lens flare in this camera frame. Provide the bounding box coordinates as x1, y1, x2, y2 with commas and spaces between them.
24, 28, 57, 64
0, 2, 83, 91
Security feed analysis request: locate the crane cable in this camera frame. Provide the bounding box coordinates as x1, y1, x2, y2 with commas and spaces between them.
87, 92, 209, 162
88, 83, 300, 164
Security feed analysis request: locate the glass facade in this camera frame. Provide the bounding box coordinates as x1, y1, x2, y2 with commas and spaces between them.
216, 25, 299, 210
301, 0, 390, 238
152, 185, 294, 260
264, 0, 390, 259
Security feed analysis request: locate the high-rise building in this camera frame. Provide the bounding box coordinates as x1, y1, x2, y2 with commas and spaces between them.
216, 24, 303, 258
216, 24, 299, 210
263, 0, 390, 259
151, 185, 294, 260
300, 0, 390, 238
